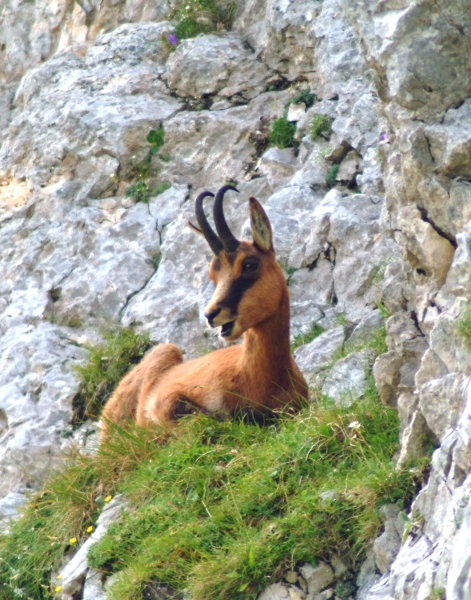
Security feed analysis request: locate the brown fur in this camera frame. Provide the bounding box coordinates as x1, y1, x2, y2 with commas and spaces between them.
101, 194, 308, 430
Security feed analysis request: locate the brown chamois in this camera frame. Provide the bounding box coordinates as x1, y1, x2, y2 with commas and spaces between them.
101, 185, 308, 428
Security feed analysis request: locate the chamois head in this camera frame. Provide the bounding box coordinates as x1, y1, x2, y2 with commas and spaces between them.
189, 185, 286, 341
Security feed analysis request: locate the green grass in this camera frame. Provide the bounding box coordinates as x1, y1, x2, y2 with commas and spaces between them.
310, 114, 332, 139
0, 384, 427, 599
325, 164, 340, 188
332, 324, 388, 365
290, 89, 317, 109
147, 128, 165, 154
125, 128, 170, 203
170, 0, 236, 41
457, 301, 471, 349
72, 327, 153, 422
269, 117, 296, 149
290, 322, 324, 352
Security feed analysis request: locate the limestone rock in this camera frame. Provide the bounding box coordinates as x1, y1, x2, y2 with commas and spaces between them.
298, 562, 334, 596
165, 34, 273, 100
322, 349, 376, 406
0, 491, 27, 534
58, 495, 126, 598
258, 583, 292, 600
294, 327, 346, 385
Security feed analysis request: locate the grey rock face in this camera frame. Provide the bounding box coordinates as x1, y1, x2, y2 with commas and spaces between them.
341, 0, 471, 598
165, 33, 274, 100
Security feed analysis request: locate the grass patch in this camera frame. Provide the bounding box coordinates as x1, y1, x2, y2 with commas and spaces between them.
332, 324, 388, 365
325, 164, 340, 188
125, 128, 171, 203
310, 114, 332, 139
169, 0, 236, 41
72, 327, 153, 422
457, 301, 471, 349
290, 88, 317, 109
0, 385, 428, 599
269, 117, 296, 149
290, 322, 324, 352
147, 128, 165, 154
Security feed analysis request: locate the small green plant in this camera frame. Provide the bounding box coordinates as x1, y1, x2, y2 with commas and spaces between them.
147, 128, 165, 154
325, 164, 340, 188
126, 180, 153, 203
320, 146, 333, 158
153, 181, 171, 196
457, 301, 471, 349
428, 587, 446, 600
126, 128, 171, 203
269, 116, 296, 149
291, 88, 317, 108
72, 326, 153, 421
310, 114, 332, 139
291, 322, 324, 352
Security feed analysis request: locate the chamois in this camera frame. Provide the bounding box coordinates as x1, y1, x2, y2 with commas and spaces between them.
101, 185, 308, 428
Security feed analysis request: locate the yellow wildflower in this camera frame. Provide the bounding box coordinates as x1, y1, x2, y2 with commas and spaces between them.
55, 585, 62, 592
69, 537, 77, 544
104, 495, 112, 502
86, 526, 94, 533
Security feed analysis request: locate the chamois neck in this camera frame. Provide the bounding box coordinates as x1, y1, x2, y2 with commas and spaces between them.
240, 289, 291, 377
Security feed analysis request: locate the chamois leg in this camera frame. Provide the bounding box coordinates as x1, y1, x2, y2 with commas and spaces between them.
101, 344, 183, 431
141, 384, 215, 427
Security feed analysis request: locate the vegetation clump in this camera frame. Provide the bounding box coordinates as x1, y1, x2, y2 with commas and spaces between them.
0, 322, 429, 600
290, 88, 317, 108
72, 326, 153, 421
457, 301, 471, 349
311, 113, 332, 139
126, 128, 171, 203
325, 164, 340, 188
269, 116, 297, 149
291, 322, 324, 352
168, 0, 236, 41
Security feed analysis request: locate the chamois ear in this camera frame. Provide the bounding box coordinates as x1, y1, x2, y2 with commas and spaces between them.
249, 197, 274, 253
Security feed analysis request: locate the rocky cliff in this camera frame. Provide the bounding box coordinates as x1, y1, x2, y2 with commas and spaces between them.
0, 0, 470, 599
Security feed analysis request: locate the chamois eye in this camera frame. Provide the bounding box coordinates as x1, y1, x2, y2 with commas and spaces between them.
242, 260, 258, 274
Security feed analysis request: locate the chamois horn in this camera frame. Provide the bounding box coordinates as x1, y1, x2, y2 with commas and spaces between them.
213, 185, 239, 253
195, 191, 223, 255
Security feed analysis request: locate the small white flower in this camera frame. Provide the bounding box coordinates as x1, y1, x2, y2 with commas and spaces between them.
348, 420, 362, 429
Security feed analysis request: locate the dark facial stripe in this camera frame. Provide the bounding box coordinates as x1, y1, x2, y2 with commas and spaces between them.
222, 275, 257, 315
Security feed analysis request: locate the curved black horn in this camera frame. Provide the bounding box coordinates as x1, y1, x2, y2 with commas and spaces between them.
213, 185, 239, 253
195, 191, 223, 255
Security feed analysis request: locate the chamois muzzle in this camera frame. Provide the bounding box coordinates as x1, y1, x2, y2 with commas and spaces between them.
213, 185, 240, 254
195, 191, 223, 256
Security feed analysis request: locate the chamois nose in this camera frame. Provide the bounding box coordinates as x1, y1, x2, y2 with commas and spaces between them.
205, 308, 221, 327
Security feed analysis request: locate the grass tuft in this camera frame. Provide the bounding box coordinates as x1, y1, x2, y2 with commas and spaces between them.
457, 301, 471, 349
310, 114, 332, 139
269, 117, 296, 149
290, 89, 317, 109
170, 0, 236, 41
325, 164, 340, 188
290, 322, 324, 352
72, 327, 153, 422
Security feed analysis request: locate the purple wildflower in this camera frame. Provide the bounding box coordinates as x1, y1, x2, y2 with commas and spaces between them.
167, 33, 178, 46
379, 131, 389, 142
